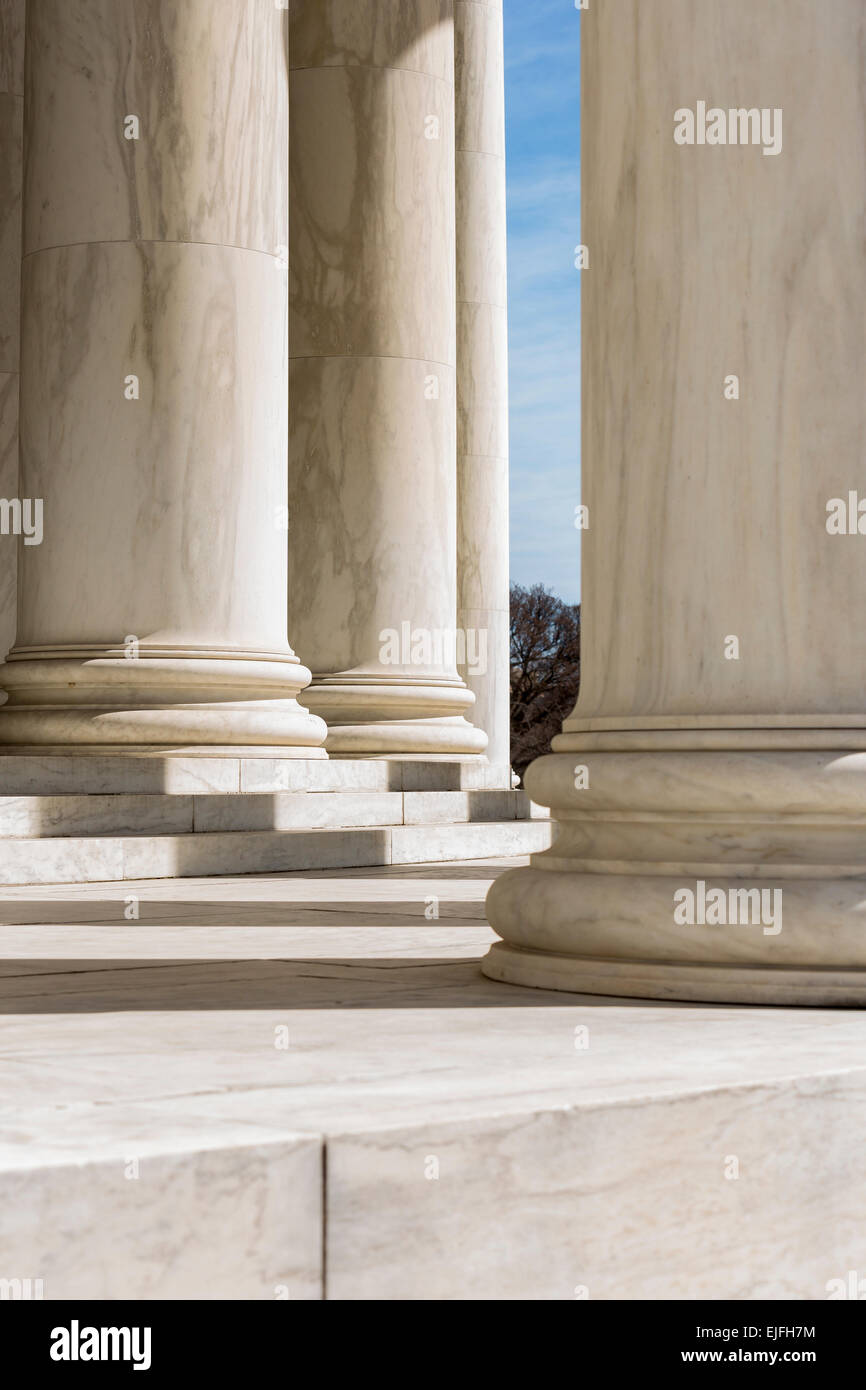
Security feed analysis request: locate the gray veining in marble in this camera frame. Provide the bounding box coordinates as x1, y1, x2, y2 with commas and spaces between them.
485, 0, 866, 1004
24, 0, 288, 257
288, 0, 482, 754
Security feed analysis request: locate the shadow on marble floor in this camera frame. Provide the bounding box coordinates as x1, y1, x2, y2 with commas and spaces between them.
0, 953, 706, 1014
0, 954, 610, 1012
0, 861, 520, 923
0, 861, 690, 1015
0, 898, 493, 925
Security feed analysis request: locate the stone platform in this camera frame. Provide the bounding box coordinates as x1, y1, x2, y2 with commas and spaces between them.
2, 857, 866, 1300
0, 756, 550, 883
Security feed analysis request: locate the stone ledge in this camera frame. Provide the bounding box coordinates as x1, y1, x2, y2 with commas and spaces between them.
0, 788, 537, 838
0, 754, 515, 795
0, 819, 553, 884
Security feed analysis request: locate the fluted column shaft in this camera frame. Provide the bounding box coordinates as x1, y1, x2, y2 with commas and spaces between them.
288, 0, 485, 758
0, 0, 326, 753
486, 0, 866, 1004
0, 0, 24, 662
455, 0, 510, 772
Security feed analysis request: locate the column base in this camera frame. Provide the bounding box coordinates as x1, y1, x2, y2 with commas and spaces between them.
482, 942, 866, 1006
321, 719, 487, 757
484, 744, 866, 1007
303, 678, 488, 757
0, 649, 328, 752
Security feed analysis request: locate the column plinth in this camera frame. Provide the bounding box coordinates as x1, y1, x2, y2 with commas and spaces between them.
0, 0, 326, 755
484, 0, 866, 1003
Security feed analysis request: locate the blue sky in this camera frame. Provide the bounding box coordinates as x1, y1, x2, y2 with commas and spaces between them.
504, 0, 580, 604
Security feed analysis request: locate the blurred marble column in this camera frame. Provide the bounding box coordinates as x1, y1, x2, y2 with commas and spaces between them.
455, 0, 510, 772
288, 0, 486, 757
0, 0, 24, 662
0, 0, 326, 752
486, 0, 866, 1003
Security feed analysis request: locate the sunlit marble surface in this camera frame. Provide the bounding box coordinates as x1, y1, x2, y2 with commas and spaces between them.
23, 0, 288, 256
2, 0, 324, 750
488, 0, 866, 1002
575, 0, 866, 724
17, 242, 289, 651
288, 0, 482, 755
3, 858, 866, 1299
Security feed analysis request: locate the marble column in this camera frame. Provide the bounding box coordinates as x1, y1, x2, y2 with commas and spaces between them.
485, 0, 866, 1003
0, 0, 326, 752
0, 0, 24, 662
455, 0, 510, 771
288, 0, 486, 758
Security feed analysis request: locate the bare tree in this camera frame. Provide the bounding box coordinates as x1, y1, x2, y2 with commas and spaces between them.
510, 583, 580, 783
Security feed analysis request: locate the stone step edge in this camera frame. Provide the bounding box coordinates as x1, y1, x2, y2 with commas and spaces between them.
0, 820, 554, 885
0, 755, 517, 796
2, 1063, 862, 1300
0, 789, 546, 838
4, 1061, 861, 1173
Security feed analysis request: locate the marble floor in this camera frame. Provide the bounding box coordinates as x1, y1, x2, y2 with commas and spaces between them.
2, 857, 866, 1300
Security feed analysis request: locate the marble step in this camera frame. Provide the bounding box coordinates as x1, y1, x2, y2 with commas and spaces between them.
0, 788, 539, 838
0, 754, 515, 796
0, 818, 553, 884
4, 878, 866, 1300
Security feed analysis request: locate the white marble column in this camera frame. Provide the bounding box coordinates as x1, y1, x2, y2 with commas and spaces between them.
0, 0, 325, 752
288, 0, 486, 758
486, 0, 866, 1003
0, 0, 23, 662
455, 0, 510, 771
